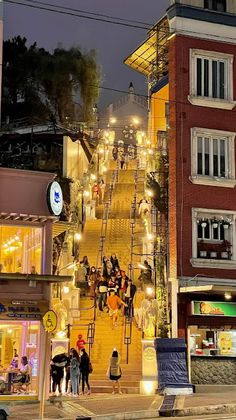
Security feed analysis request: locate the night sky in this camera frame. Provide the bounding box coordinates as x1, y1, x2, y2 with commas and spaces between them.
4, 0, 169, 106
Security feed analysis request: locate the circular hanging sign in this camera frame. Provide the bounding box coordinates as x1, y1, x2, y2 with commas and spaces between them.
47, 181, 63, 216
43, 310, 57, 333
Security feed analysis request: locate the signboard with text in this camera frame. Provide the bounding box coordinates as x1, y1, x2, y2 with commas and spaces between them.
0, 300, 48, 320
192, 301, 236, 317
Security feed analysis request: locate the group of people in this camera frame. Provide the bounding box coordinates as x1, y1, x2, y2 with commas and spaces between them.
51, 339, 91, 397
92, 178, 106, 204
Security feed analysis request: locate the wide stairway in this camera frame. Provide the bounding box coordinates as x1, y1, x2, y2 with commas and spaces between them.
72, 158, 146, 393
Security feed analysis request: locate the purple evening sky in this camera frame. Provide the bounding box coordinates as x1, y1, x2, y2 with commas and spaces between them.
4, 0, 169, 106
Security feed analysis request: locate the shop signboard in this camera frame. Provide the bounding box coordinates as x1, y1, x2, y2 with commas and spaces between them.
47, 181, 63, 216
192, 301, 236, 317
0, 300, 48, 320
43, 310, 57, 333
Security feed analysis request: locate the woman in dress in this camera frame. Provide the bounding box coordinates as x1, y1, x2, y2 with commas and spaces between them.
107, 349, 122, 394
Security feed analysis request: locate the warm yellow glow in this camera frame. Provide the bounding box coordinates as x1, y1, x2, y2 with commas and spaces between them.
83, 190, 90, 197
146, 287, 154, 296
148, 149, 153, 155
91, 174, 97, 181
143, 381, 155, 395
138, 263, 146, 270
225, 292, 232, 300
63, 286, 70, 294
147, 233, 153, 241
56, 330, 67, 339
133, 117, 140, 125
147, 190, 154, 198
103, 166, 107, 172
110, 117, 117, 124
7, 329, 13, 334
74, 232, 82, 242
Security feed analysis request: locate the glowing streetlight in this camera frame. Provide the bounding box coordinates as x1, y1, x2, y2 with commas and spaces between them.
147, 190, 154, 198
110, 117, 117, 124
133, 117, 140, 125
74, 232, 82, 242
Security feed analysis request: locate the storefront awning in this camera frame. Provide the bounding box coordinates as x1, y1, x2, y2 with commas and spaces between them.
180, 285, 236, 296
0, 212, 58, 223
0, 273, 73, 283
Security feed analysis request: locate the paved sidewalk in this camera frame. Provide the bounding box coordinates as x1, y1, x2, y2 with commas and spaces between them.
7, 392, 236, 419
8, 394, 162, 419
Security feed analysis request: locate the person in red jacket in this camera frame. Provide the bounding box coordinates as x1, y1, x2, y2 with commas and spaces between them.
76, 334, 86, 352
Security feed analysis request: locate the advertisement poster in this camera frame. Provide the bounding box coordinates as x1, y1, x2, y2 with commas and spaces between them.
192, 301, 236, 317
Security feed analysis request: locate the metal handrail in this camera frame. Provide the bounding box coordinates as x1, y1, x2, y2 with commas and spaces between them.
124, 312, 132, 364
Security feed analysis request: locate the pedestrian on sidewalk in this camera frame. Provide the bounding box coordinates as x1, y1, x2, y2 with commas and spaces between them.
98, 277, 108, 311
107, 349, 122, 394
51, 352, 68, 396
65, 349, 73, 395
80, 348, 91, 395
70, 349, 80, 397
107, 289, 127, 328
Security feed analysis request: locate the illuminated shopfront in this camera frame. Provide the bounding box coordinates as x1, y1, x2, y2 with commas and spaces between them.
0, 320, 41, 396
0, 226, 42, 274
0, 168, 72, 401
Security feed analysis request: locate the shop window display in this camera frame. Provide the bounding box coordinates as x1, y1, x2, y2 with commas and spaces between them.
0, 226, 42, 274
0, 321, 40, 396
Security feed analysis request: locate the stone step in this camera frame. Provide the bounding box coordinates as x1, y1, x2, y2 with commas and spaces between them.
90, 385, 139, 394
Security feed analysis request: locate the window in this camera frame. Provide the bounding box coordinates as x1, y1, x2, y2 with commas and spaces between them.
191, 208, 236, 269
0, 225, 42, 274
189, 49, 234, 110
196, 56, 227, 100
204, 0, 226, 12
191, 128, 236, 187
197, 135, 228, 178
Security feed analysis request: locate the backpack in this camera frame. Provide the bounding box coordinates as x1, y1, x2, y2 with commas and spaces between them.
89, 361, 93, 374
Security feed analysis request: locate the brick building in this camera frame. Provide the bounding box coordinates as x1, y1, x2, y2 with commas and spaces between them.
126, 0, 236, 385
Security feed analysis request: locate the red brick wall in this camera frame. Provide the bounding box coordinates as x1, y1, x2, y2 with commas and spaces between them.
169, 34, 236, 280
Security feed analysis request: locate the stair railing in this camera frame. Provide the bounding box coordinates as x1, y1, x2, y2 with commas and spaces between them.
66, 320, 95, 356
124, 310, 133, 364
96, 160, 119, 269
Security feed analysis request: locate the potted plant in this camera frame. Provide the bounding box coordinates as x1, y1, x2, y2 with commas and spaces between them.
220, 240, 232, 259
222, 220, 231, 230
198, 240, 208, 258
211, 218, 218, 229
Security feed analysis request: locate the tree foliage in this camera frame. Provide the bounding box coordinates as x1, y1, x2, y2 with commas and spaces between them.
2, 36, 100, 124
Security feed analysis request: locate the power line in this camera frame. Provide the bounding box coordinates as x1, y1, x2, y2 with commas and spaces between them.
4, 0, 150, 30
21, 0, 153, 27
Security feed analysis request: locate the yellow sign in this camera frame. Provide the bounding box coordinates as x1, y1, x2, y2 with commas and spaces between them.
43, 310, 57, 333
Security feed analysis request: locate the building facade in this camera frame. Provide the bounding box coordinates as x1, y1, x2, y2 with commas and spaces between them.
0, 168, 71, 400
126, 0, 236, 385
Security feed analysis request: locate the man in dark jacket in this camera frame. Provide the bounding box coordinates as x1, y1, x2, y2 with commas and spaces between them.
124, 279, 136, 317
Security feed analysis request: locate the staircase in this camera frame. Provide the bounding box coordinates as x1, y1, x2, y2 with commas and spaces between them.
71, 157, 146, 393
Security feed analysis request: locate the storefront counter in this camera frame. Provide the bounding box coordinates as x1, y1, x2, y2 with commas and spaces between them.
191, 355, 236, 384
